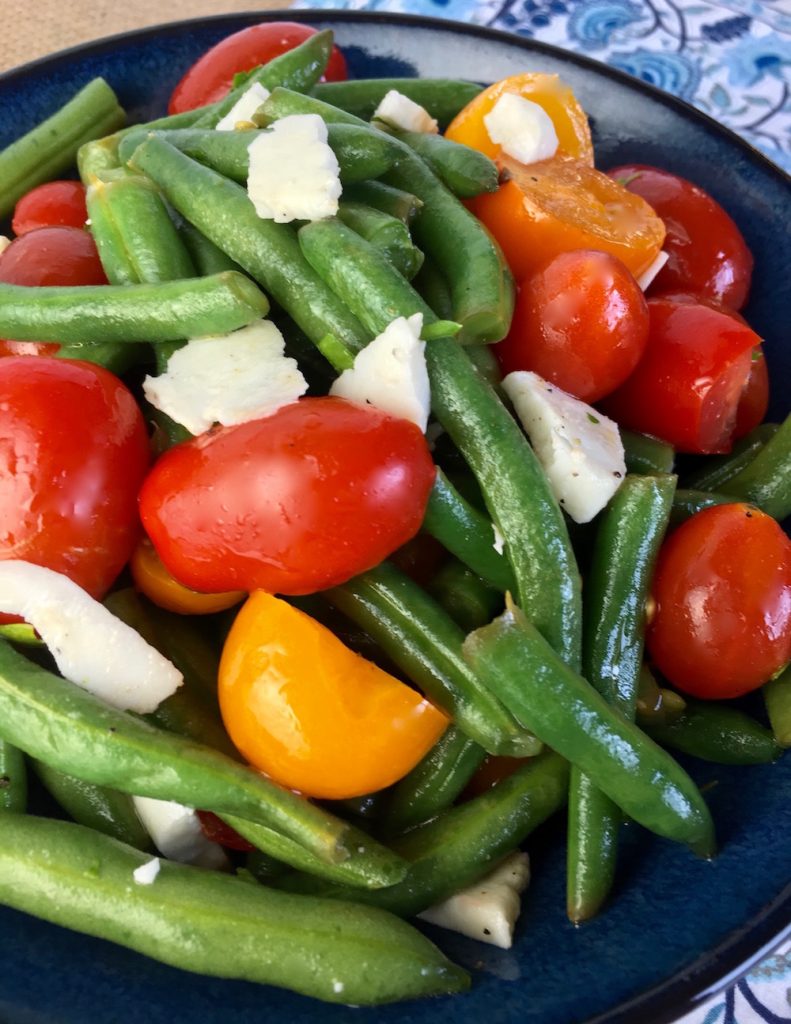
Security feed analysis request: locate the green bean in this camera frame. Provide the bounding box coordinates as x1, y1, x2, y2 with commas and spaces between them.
380, 727, 486, 836
0, 740, 26, 812
0, 637, 394, 866
720, 413, 791, 520
78, 133, 122, 182
464, 603, 716, 857
312, 78, 482, 128
144, 605, 225, 707
31, 760, 152, 849
129, 138, 369, 353
0, 813, 468, 1005
329, 563, 537, 757
344, 180, 423, 224
0, 271, 268, 345
297, 217, 579, 660
764, 664, 791, 748
338, 201, 423, 279
428, 560, 503, 633
635, 665, 687, 726
0, 624, 40, 646
645, 702, 782, 765
466, 342, 503, 388
621, 430, 675, 475
386, 129, 498, 198
413, 257, 453, 320
568, 474, 676, 922
278, 751, 568, 917
670, 489, 734, 526
179, 222, 243, 277
684, 423, 778, 492
0, 78, 125, 218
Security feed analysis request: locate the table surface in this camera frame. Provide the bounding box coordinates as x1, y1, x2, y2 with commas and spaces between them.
1, 1, 790, 1021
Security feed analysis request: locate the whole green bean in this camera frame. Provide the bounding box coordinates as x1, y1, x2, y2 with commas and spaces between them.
684, 423, 778, 492
386, 129, 498, 198
0, 813, 467, 1005
0, 739, 26, 813
78, 133, 122, 182
428, 560, 503, 633
344, 180, 423, 224
645, 702, 782, 765
31, 760, 152, 850
179, 222, 243, 277
670, 489, 734, 526
279, 751, 568, 918
720, 413, 791, 520
312, 78, 482, 127
464, 603, 716, 857
413, 257, 453, 320
621, 430, 675, 475
764, 664, 791, 748
0, 78, 125, 218
338, 200, 423, 279
0, 271, 268, 344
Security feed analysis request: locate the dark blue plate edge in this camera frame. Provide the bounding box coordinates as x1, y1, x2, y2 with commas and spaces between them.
0, 10, 789, 1023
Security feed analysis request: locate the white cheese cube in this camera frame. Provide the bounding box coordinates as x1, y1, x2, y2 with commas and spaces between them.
0, 561, 182, 713
503, 371, 626, 523
637, 250, 669, 291
419, 852, 530, 949
215, 83, 271, 131
0, 236, 11, 256
330, 313, 430, 431
143, 319, 307, 436
373, 90, 439, 134
484, 93, 559, 165
132, 797, 228, 869
247, 114, 341, 223
133, 858, 161, 886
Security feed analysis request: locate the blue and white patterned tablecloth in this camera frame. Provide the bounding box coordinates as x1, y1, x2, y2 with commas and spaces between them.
305, 0, 790, 1018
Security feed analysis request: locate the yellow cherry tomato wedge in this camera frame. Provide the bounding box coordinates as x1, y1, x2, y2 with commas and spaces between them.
445, 72, 594, 165
131, 537, 244, 615
218, 592, 449, 800
469, 154, 666, 284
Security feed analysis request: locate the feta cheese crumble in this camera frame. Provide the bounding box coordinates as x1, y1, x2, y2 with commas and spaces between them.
215, 83, 270, 131
484, 93, 559, 165
0, 236, 11, 256
637, 251, 670, 291
133, 858, 161, 886
132, 798, 228, 869
143, 320, 308, 436
373, 90, 438, 134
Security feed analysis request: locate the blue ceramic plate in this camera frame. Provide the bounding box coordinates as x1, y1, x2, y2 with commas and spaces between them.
0, 12, 789, 1024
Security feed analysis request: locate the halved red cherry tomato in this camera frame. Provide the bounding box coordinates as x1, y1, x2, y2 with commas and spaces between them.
0, 226, 107, 287
463, 755, 526, 798
601, 299, 759, 454
168, 22, 348, 115
647, 504, 791, 699
196, 811, 255, 853
130, 537, 244, 615
12, 181, 88, 235
140, 397, 436, 596
493, 249, 649, 402
0, 357, 149, 599
608, 164, 754, 310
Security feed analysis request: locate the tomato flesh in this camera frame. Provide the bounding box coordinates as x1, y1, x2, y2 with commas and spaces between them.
12, 181, 88, 235
647, 504, 791, 699
196, 811, 255, 852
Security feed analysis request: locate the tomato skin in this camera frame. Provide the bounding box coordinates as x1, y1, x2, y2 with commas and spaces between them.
601, 299, 759, 454
493, 249, 649, 402
0, 226, 107, 287
0, 357, 149, 599
12, 181, 88, 235
647, 504, 791, 699
168, 22, 348, 114
196, 811, 255, 852
130, 537, 244, 615
140, 397, 436, 596
733, 348, 769, 438
608, 164, 753, 310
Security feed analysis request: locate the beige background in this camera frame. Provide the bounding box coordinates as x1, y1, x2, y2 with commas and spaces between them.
1, 1, 293, 72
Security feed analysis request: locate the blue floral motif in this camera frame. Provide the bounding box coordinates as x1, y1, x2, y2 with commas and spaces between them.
723, 33, 791, 86
608, 47, 703, 99
567, 0, 645, 50
701, 15, 752, 43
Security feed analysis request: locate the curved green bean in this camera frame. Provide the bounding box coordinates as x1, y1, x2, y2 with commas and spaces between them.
338, 200, 424, 279
388, 129, 498, 198
312, 78, 482, 127
720, 413, 791, 520
645, 702, 782, 765
684, 423, 778, 492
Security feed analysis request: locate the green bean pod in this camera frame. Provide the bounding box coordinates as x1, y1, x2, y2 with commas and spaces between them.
621, 430, 675, 476
764, 664, 791, 748
0, 78, 125, 218
635, 665, 687, 726
0, 813, 468, 1005
31, 760, 152, 849
684, 423, 778, 492
428, 560, 504, 633
720, 413, 791, 520
179, 222, 243, 277
129, 137, 369, 353
78, 133, 122, 182
0, 272, 268, 344
338, 200, 423, 279
464, 603, 716, 857
645, 702, 782, 765
670, 489, 734, 526
568, 474, 677, 922
279, 751, 568, 917
0, 739, 26, 812
344, 180, 423, 224
413, 257, 453, 320
380, 727, 486, 836
312, 78, 482, 127
387, 129, 499, 198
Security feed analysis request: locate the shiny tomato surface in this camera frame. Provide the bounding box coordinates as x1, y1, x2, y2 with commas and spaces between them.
12, 181, 88, 235
0, 226, 107, 287
130, 538, 244, 615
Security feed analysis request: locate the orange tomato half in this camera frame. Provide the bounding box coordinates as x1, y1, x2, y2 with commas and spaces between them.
219, 592, 448, 799
131, 537, 244, 615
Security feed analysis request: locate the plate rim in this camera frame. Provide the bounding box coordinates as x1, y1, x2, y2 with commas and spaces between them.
0, 9, 790, 1023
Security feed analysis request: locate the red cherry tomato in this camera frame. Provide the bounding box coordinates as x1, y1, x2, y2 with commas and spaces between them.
733, 348, 770, 438
647, 504, 791, 699
0, 227, 107, 287
0, 357, 149, 599
493, 249, 649, 402
168, 22, 348, 115
196, 811, 255, 852
601, 298, 759, 454
12, 181, 88, 235
608, 164, 753, 310
139, 397, 436, 596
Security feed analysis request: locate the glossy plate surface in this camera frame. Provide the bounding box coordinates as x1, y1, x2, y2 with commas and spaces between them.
0, 11, 789, 1024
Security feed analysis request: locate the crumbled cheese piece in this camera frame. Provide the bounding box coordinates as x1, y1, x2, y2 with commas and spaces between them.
419, 852, 530, 949
143, 319, 307, 436
330, 313, 430, 431
247, 114, 341, 222
332, 981, 345, 994
0, 561, 182, 712
133, 858, 161, 886
132, 797, 228, 869
492, 524, 505, 555
373, 90, 439, 134
503, 371, 626, 523
637, 251, 670, 291
0, 236, 11, 256
215, 83, 271, 131
484, 93, 559, 165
